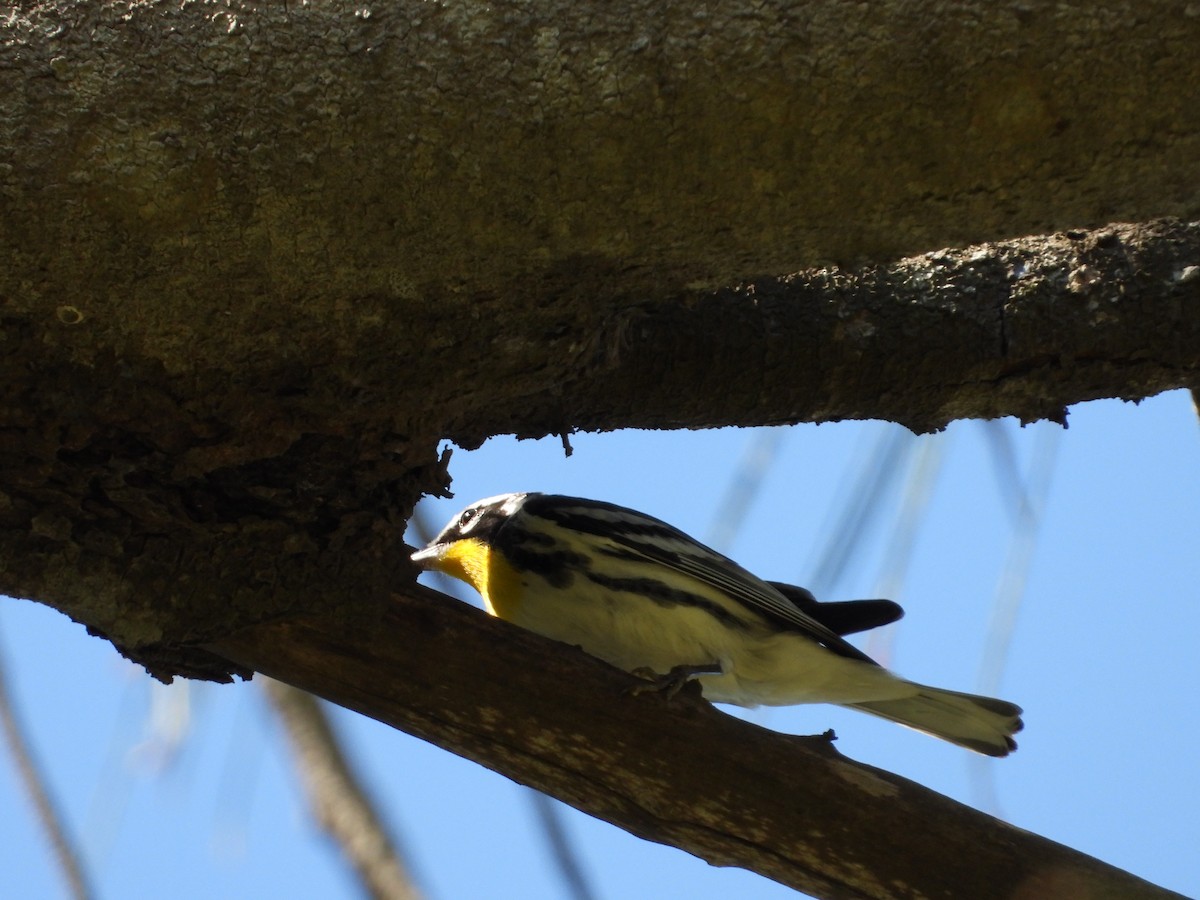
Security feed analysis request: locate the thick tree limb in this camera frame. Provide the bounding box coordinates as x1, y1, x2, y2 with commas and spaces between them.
2, 220, 1197, 678
213, 584, 1184, 900
475, 219, 1200, 443
4, 0, 1199, 664
4, 0, 1198, 302
3, 3, 1196, 895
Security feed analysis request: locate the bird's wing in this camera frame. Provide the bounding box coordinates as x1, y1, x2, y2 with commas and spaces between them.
527, 494, 882, 665
605, 528, 880, 665
767, 582, 904, 636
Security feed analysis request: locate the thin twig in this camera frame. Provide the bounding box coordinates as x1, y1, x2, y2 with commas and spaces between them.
867, 435, 946, 663
0, 619, 94, 900
527, 791, 600, 900
705, 427, 787, 552
972, 421, 1061, 809
806, 426, 913, 597
264, 678, 423, 900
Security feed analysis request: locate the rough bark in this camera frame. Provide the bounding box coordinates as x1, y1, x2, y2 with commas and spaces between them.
215, 585, 1186, 900
4, 1, 1199, 668
4, 0, 1199, 300
2, 2, 1197, 896
2, 218, 1196, 681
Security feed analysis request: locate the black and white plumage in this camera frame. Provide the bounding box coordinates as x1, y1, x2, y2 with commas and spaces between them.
412, 492, 1023, 757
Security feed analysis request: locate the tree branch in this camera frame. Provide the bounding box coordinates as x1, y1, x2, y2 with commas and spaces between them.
471, 219, 1200, 443
4, 3, 1196, 895
213, 585, 1184, 900
2, 220, 1197, 676
5, 0, 1198, 302
264, 679, 423, 900
0, 634, 94, 900
5, 0, 1199, 664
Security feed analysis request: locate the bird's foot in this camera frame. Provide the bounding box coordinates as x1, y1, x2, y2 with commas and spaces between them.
626, 663, 722, 700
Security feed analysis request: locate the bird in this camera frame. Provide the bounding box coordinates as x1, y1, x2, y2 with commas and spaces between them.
411, 491, 1023, 756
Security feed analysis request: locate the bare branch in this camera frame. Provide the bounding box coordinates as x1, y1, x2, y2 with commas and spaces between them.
527, 792, 600, 900
523, 220, 1200, 442
2, 4, 1197, 895
4, 0, 1198, 303
5, 221, 1198, 680
264, 678, 423, 900
0, 631, 93, 900
212, 586, 1185, 900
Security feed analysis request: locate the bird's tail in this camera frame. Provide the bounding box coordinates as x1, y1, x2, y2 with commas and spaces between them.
848, 685, 1024, 757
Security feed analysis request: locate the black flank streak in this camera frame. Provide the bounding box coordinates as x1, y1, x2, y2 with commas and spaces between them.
596, 546, 645, 562
583, 572, 750, 630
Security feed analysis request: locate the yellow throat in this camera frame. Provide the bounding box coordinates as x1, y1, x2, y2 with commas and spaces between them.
427, 538, 523, 621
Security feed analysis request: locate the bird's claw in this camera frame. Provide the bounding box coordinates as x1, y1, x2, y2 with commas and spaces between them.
625, 663, 722, 700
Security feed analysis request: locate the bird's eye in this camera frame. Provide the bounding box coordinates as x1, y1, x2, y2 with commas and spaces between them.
458, 508, 478, 529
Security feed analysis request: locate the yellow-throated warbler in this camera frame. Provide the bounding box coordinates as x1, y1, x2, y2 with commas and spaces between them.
412, 492, 1023, 756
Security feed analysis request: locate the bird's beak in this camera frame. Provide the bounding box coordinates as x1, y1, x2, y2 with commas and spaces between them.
410, 544, 445, 568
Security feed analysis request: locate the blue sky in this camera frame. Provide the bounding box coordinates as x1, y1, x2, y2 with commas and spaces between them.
2, 389, 1198, 899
